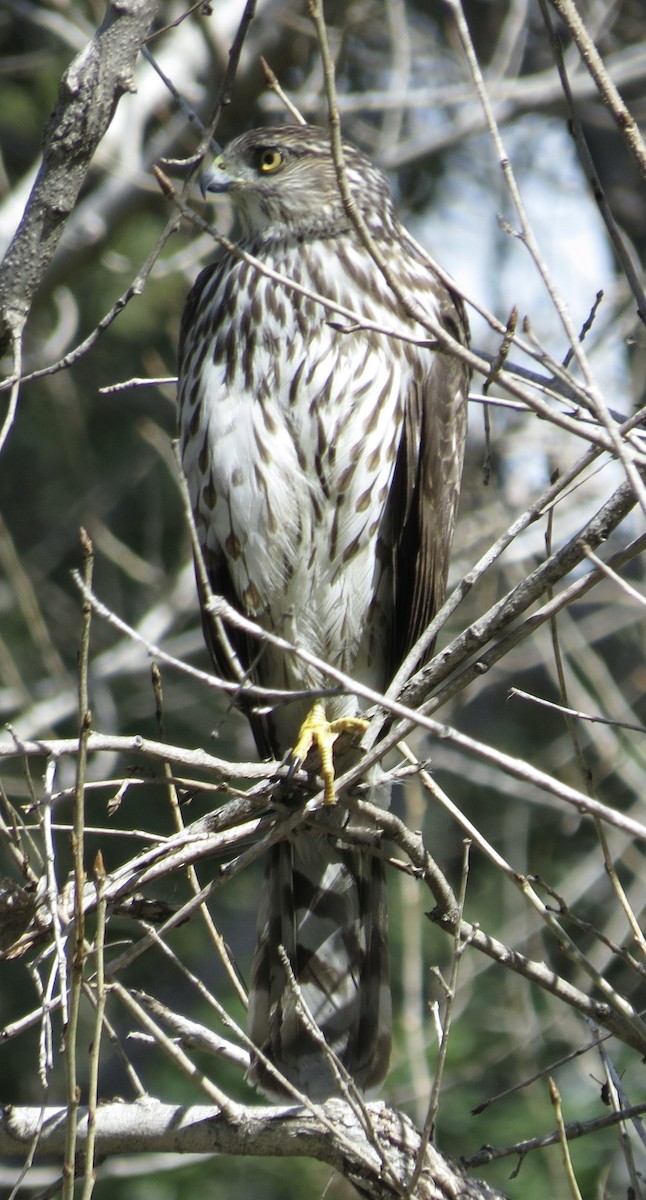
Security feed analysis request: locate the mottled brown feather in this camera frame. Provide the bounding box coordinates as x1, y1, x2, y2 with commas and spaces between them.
177, 125, 470, 1100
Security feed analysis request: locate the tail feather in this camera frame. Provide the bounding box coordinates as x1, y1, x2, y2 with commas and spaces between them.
247, 819, 391, 1100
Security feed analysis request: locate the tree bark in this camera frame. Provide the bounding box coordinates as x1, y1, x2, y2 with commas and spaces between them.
0, 0, 161, 351
0, 1099, 509, 1200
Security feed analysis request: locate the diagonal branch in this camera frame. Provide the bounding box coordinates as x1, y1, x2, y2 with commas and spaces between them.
0, 0, 161, 352
548, 0, 646, 183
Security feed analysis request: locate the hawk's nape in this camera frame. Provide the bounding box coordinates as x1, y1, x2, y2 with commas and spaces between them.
178, 125, 469, 1100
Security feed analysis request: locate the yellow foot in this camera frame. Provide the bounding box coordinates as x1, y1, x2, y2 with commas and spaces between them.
291, 701, 368, 805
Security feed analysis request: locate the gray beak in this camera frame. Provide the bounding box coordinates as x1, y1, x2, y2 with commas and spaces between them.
199, 161, 233, 199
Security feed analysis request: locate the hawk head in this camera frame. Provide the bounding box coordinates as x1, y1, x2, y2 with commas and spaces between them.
200, 125, 398, 241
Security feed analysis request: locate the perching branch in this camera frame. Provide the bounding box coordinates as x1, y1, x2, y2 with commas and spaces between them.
0, 1099, 510, 1200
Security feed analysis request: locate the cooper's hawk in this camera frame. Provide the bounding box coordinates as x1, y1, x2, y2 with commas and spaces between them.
178, 125, 469, 1100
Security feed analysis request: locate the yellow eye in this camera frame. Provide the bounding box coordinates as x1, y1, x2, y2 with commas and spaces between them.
257, 148, 283, 174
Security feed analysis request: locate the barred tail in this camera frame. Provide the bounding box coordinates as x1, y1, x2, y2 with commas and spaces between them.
247, 823, 391, 1101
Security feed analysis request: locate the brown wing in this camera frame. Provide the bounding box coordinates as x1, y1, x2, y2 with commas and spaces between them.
196, 544, 279, 760
389, 288, 469, 678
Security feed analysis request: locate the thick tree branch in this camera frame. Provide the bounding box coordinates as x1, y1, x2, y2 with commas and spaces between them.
0, 1099, 509, 1200
0, 0, 161, 351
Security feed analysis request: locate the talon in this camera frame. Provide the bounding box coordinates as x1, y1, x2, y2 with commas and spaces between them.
291, 701, 368, 804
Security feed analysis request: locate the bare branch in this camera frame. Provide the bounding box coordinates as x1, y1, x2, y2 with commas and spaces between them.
0, 1100, 510, 1200
0, 0, 161, 352
548, 0, 646, 183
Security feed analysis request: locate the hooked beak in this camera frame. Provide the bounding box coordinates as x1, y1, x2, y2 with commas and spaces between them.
199, 156, 234, 199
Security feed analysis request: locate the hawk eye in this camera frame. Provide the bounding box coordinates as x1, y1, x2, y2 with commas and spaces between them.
257, 148, 283, 174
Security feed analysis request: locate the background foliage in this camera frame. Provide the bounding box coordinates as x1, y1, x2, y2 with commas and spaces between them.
1, 1, 646, 1197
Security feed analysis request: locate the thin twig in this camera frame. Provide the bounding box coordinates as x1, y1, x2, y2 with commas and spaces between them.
80, 852, 107, 1200
548, 0, 646, 182
0, 729, 273, 779
394, 749, 646, 1047
107, 980, 243, 1119
276, 948, 406, 1195
582, 543, 646, 608
548, 1077, 584, 1200
540, 1, 646, 326
150, 662, 248, 1007
0, 323, 22, 455
508, 687, 646, 737
592, 1021, 646, 1154
259, 57, 307, 124
446, 0, 646, 520
410, 839, 472, 1192
465, 1099, 646, 1169
62, 530, 93, 1199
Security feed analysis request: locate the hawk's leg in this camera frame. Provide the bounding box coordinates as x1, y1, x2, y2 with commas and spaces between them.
291, 700, 368, 805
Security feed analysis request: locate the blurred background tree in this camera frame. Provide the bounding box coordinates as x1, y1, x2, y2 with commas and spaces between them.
1, 1, 646, 1197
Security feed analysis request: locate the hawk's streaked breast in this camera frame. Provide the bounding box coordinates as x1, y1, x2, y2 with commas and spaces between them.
177, 124, 469, 1099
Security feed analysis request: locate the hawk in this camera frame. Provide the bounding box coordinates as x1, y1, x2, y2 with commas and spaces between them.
178, 125, 469, 1100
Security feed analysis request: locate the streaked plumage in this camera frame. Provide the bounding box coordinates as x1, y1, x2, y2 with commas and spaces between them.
178, 125, 469, 1099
